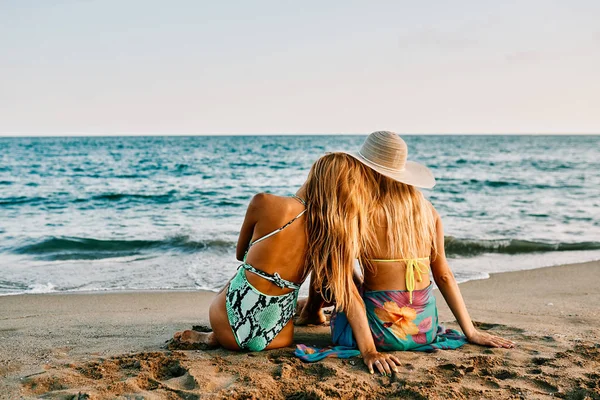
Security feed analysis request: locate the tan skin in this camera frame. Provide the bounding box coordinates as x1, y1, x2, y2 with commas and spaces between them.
174, 188, 403, 372
365, 208, 515, 348
174, 190, 309, 349
298, 207, 515, 374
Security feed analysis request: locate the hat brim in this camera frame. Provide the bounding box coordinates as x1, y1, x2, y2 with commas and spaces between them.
342, 151, 436, 189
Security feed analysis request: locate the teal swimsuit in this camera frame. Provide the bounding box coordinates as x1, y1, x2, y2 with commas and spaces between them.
225, 195, 306, 351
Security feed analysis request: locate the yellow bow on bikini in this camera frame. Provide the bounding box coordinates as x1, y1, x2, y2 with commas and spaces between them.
370, 257, 430, 304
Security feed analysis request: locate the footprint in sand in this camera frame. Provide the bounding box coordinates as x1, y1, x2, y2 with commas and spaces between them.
531, 357, 553, 366
531, 377, 559, 394
21, 352, 210, 399
473, 321, 526, 332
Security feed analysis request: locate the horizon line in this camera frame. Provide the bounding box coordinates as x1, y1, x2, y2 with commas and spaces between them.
1, 132, 599, 138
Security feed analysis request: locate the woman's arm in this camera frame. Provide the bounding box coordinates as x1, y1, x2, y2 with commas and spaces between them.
430, 211, 515, 348
345, 289, 402, 375
235, 194, 264, 261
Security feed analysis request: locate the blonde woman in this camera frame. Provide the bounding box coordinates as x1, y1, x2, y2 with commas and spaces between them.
174, 153, 401, 374
300, 132, 515, 359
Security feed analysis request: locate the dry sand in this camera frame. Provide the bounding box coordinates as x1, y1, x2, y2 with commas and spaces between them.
1, 261, 599, 399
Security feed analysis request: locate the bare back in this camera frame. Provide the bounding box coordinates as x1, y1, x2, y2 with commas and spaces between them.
362, 209, 433, 292
237, 193, 308, 296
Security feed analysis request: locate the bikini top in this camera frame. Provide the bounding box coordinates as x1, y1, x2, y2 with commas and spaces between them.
241, 194, 307, 291
370, 256, 430, 304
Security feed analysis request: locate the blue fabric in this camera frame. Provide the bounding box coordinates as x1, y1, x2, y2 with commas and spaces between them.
331, 284, 467, 352
294, 344, 361, 362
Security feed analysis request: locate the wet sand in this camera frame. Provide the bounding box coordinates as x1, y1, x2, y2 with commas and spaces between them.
1, 260, 599, 399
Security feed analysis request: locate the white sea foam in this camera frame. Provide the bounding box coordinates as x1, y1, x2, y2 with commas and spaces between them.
27, 282, 57, 294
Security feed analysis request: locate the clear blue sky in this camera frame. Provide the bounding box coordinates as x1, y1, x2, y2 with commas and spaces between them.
1, 1, 599, 135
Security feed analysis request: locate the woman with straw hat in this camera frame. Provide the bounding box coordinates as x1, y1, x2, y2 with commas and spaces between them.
298, 131, 515, 361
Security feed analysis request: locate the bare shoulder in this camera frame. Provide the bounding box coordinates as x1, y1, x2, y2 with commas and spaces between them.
249, 192, 287, 207
248, 193, 271, 216
248, 193, 294, 216
249, 192, 272, 207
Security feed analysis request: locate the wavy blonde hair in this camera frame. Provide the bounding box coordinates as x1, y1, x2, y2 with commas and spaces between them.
359, 171, 438, 274
305, 153, 437, 311
304, 153, 373, 312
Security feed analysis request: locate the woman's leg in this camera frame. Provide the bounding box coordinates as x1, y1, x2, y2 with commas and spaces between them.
264, 319, 294, 349
172, 330, 219, 347
174, 278, 297, 351
206, 288, 241, 350
173, 287, 241, 350
175, 290, 295, 351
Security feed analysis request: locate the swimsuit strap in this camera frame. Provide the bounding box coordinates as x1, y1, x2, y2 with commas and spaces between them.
240, 263, 302, 290
246, 196, 307, 250
370, 257, 430, 262
246, 208, 306, 250
371, 257, 429, 304
291, 194, 307, 206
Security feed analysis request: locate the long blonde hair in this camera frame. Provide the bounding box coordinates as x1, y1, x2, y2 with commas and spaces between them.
305, 153, 438, 311
304, 153, 372, 312
359, 170, 438, 274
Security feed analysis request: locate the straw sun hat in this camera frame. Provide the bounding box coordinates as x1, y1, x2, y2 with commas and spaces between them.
343, 131, 436, 189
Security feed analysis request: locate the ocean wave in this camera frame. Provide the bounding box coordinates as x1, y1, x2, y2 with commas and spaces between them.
0, 279, 28, 291
0, 191, 244, 208
13, 236, 235, 261
466, 179, 521, 188
0, 196, 46, 206
444, 237, 600, 257
90, 191, 177, 203
8, 235, 600, 261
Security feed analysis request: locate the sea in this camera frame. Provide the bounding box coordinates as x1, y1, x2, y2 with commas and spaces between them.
1, 135, 599, 296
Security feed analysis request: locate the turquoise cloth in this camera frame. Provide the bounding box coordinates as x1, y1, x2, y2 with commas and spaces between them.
331, 284, 467, 352
294, 344, 360, 362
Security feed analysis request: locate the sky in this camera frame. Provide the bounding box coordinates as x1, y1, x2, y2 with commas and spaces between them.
1, 0, 599, 135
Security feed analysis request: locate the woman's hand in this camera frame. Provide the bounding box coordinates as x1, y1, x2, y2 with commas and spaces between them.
362, 351, 402, 376
467, 329, 516, 348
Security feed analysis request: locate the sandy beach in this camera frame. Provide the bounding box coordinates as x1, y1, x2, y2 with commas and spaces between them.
1, 260, 599, 399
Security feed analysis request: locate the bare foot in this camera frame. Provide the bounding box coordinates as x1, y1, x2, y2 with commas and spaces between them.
295, 299, 326, 326
171, 330, 219, 349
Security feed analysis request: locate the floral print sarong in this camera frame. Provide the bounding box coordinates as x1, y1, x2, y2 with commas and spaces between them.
331, 284, 467, 352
